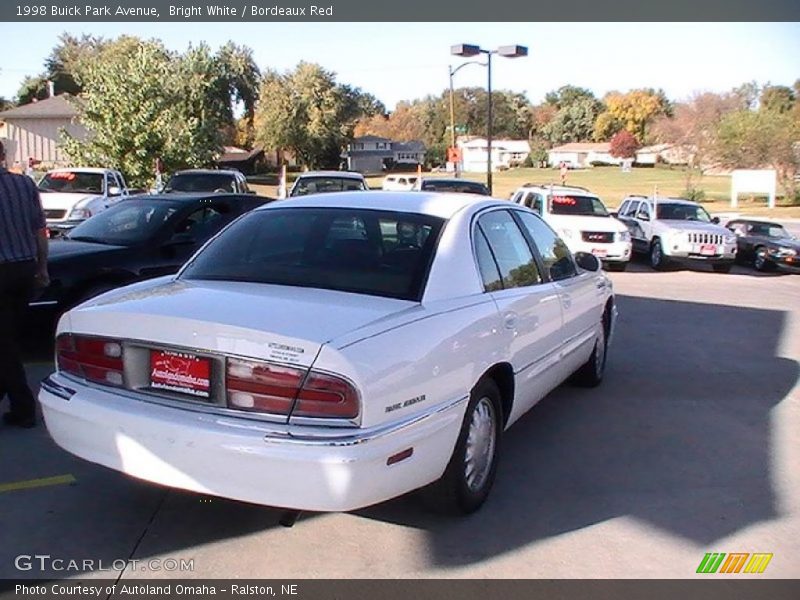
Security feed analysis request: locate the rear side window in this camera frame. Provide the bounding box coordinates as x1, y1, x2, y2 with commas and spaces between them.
474, 229, 504, 292
476, 211, 542, 289
181, 208, 444, 301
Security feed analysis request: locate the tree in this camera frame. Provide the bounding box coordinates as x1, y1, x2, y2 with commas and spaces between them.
0, 96, 11, 112
712, 109, 800, 201
62, 38, 231, 187
593, 111, 623, 141
609, 130, 639, 158
217, 42, 261, 145
759, 84, 796, 114
542, 96, 602, 144
17, 33, 106, 104
601, 89, 671, 142
544, 85, 597, 109
254, 62, 376, 169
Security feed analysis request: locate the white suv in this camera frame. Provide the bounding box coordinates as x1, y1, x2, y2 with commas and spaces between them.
616, 195, 737, 272
511, 184, 632, 271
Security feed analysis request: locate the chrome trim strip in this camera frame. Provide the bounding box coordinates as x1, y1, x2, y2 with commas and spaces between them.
40, 376, 76, 400
264, 394, 470, 447
29, 300, 59, 307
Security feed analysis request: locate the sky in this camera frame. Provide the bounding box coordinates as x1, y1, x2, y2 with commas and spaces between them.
0, 22, 798, 109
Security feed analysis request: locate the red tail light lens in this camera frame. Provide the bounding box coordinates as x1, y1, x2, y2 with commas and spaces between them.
293, 371, 360, 419
56, 334, 124, 387
225, 358, 360, 420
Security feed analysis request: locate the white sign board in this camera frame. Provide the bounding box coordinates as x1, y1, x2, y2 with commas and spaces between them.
731, 169, 777, 209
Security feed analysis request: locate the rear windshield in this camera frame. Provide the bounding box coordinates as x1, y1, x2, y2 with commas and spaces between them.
548, 195, 609, 216
290, 176, 366, 196
180, 208, 444, 301
39, 171, 105, 194
165, 173, 237, 193
420, 180, 489, 195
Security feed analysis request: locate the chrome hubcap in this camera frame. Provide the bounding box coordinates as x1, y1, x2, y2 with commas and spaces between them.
464, 397, 496, 492
755, 250, 767, 269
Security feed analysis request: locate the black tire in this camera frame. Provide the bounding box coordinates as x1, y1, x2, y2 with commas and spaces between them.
753, 246, 772, 272
572, 316, 608, 388
604, 261, 628, 272
712, 263, 732, 274
430, 379, 503, 515
649, 239, 670, 271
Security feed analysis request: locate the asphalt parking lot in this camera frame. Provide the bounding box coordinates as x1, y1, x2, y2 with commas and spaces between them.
1, 256, 798, 579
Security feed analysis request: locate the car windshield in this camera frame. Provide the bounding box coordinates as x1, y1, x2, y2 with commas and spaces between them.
165, 173, 237, 193
656, 203, 712, 222
548, 195, 609, 216
419, 180, 489, 195
290, 176, 366, 196
180, 207, 445, 301
749, 223, 790, 238
67, 201, 179, 246
39, 171, 105, 194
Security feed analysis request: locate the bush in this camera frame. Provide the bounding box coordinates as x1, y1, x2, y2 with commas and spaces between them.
684, 187, 706, 203
522, 154, 534, 168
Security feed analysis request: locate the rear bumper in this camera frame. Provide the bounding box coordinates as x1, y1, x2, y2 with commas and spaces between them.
39, 374, 465, 512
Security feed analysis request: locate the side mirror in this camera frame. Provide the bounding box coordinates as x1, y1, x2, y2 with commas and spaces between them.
574, 251, 601, 272
711, 216, 720, 224
609, 211, 619, 218
637, 212, 650, 222
108, 186, 121, 196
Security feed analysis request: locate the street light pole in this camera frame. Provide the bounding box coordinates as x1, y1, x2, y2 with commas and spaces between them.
450, 44, 527, 196
448, 65, 456, 150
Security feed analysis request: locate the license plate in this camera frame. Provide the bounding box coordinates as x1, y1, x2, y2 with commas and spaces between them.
700, 244, 717, 256
591, 248, 608, 257
150, 350, 211, 398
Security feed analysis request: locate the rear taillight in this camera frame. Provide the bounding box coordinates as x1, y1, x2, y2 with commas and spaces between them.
57, 333, 124, 387
225, 357, 359, 420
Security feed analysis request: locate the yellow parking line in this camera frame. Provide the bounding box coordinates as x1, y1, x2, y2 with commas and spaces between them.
0, 474, 76, 493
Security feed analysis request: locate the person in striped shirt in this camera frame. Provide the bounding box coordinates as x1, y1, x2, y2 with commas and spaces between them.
0, 140, 49, 429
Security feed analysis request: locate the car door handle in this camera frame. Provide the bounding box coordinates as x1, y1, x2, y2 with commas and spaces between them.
503, 312, 518, 330
561, 294, 572, 310
596, 280, 606, 289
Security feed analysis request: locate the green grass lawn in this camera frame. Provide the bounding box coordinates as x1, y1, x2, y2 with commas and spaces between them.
252, 166, 800, 218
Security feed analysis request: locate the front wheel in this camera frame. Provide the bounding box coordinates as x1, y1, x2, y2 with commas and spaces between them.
572, 318, 607, 387
432, 379, 502, 514
754, 246, 771, 272
650, 239, 670, 271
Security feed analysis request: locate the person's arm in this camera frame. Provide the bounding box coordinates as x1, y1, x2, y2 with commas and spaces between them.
29, 179, 50, 287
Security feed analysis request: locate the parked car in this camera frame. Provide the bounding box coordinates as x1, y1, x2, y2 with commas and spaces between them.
411, 177, 490, 196
616, 195, 737, 272
511, 184, 631, 271
162, 169, 253, 195
29, 193, 269, 318
285, 171, 368, 198
382, 174, 419, 191
40, 192, 616, 515
38, 168, 129, 236
726, 219, 799, 273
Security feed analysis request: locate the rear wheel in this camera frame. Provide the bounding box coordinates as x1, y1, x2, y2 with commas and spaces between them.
650, 239, 669, 271
431, 379, 502, 514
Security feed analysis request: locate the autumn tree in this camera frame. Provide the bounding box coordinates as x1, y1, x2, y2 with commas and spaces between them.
598, 88, 671, 143
609, 130, 639, 158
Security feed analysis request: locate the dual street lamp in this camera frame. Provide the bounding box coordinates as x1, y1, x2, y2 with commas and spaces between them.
450, 43, 528, 195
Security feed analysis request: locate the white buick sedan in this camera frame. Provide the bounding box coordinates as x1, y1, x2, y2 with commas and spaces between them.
40, 192, 617, 515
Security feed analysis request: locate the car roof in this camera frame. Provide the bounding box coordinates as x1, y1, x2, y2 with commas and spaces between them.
627, 196, 698, 206
171, 169, 241, 176
260, 191, 505, 219
296, 171, 365, 180
46, 167, 114, 174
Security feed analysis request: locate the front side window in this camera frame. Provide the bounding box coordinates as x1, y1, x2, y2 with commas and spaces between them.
515, 211, 577, 281
476, 211, 542, 289
181, 208, 444, 301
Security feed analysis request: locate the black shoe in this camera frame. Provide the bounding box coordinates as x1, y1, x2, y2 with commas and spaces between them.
2, 412, 36, 429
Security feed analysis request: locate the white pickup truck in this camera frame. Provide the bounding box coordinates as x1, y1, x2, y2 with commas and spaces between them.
38, 167, 129, 236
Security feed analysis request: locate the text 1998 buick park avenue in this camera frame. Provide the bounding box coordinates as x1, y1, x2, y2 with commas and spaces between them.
40, 192, 617, 514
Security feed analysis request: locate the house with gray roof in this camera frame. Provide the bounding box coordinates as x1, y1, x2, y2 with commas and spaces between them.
343, 136, 426, 174
0, 94, 86, 168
